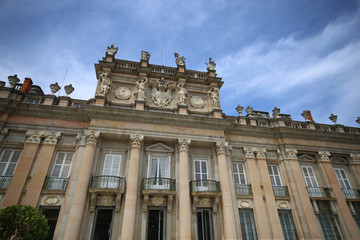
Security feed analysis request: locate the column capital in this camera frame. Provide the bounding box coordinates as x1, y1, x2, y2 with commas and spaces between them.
285, 148, 298, 159
130, 134, 144, 148
26, 130, 46, 143
84, 130, 100, 145
243, 147, 255, 158
254, 148, 266, 159
350, 154, 360, 165
178, 138, 191, 151
0, 128, 8, 141
43, 131, 61, 145
216, 141, 228, 154
318, 151, 331, 162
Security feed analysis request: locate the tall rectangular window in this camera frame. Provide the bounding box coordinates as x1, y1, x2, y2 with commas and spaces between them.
267, 165, 282, 186
239, 209, 257, 240
317, 201, 341, 240
334, 168, 356, 198
194, 160, 209, 191
233, 162, 247, 185
301, 166, 321, 197
51, 152, 73, 178
91, 208, 114, 240
0, 149, 22, 176
102, 154, 122, 176
278, 210, 298, 240
147, 209, 166, 240
147, 156, 170, 189
196, 209, 213, 240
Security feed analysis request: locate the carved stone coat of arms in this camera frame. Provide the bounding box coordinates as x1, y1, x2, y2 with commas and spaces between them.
150, 78, 175, 107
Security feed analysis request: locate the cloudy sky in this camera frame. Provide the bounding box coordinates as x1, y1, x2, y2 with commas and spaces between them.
0, 0, 359, 127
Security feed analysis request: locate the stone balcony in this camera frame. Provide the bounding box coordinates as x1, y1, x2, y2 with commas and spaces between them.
272, 186, 290, 198
0, 176, 12, 190
43, 177, 69, 191
190, 180, 221, 212
89, 175, 126, 193
307, 187, 331, 199
341, 188, 360, 200
235, 184, 252, 197
141, 178, 176, 212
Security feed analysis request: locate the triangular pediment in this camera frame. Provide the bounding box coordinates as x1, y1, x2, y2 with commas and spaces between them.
145, 142, 174, 153
298, 153, 316, 162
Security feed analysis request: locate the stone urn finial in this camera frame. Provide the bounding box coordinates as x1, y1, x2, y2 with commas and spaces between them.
64, 84, 74, 96
236, 105, 243, 116
50, 82, 60, 95
245, 106, 253, 116
8, 74, 20, 88
329, 113, 338, 124
301, 110, 314, 122
272, 107, 280, 118
356, 117, 360, 125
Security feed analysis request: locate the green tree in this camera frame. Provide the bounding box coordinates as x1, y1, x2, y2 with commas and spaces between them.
0, 205, 49, 240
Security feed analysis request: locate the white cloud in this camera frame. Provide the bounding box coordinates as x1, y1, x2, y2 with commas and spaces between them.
218, 9, 360, 126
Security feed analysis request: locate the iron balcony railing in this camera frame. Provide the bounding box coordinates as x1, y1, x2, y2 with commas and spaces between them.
0, 176, 12, 189
341, 188, 360, 199
235, 184, 252, 196
142, 178, 176, 191
90, 176, 125, 191
191, 180, 221, 193
43, 177, 69, 191
273, 186, 289, 197
307, 187, 331, 198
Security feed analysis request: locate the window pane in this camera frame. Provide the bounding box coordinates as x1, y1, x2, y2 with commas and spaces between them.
239, 209, 257, 240
279, 211, 298, 240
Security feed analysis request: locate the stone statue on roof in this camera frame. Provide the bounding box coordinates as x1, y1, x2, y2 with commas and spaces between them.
174, 52, 186, 67
106, 44, 118, 56
141, 50, 151, 61
205, 57, 216, 71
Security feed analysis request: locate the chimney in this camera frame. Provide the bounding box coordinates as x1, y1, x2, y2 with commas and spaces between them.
20, 77, 33, 93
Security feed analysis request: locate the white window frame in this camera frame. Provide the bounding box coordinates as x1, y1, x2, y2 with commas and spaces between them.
268, 164, 282, 186
0, 149, 22, 176
147, 155, 171, 189
50, 152, 73, 178
194, 159, 209, 191
334, 168, 352, 189
301, 165, 322, 197
102, 154, 122, 177
233, 162, 247, 185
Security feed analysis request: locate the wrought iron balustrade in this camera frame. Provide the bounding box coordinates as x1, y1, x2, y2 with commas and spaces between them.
0, 176, 12, 189
90, 176, 125, 191
191, 180, 221, 193
272, 186, 289, 197
142, 178, 175, 191
307, 187, 331, 198
43, 177, 68, 191
235, 184, 252, 196
341, 188, 360, 199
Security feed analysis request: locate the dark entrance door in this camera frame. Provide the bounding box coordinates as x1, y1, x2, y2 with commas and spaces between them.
92, 208, 114, 240
147, 209, 165, 240
197, 209, 213, 240
40, 206, 60, 240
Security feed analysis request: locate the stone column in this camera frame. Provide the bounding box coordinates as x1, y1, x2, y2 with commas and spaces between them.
1, 130, 43, 208
22, 131, 61, 206
254, 148, 283, 239
178, 138, 192, 240
318, 151, 360, 239
216, 141, 237, 239
63, 130, 100, 240
281, 148, 323, 239
119, 134, 144, 240
243, 147, 272, 239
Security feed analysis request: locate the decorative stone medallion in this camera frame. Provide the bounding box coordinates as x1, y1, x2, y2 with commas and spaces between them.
190, 96, 204, 109
115, 87, 131, 100
43, 195, 61, 206
277, 201, 290, 209
238, 199, 252, 208
151, 197, 166, 206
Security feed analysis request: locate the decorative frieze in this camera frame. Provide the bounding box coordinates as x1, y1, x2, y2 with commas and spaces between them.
216, 141, 228, 154
350, 154, 360, 165
84, 130, 100, 145
318, 151, 331, 162
254, 148, 266, 159
285, 148, 298, 159
178, 138, 191, 151
243, 147, 255, 158
44, 131, 61, 145
130, 134, 144, 148
26, 130, 46, 143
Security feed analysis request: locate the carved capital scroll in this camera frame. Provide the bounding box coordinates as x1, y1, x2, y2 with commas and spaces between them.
84, 130, 100, 145
216, 141, 228, 154
178, 138, 191, 151
350, 154, 360, 165
285, 148, 298, 160
130, 134, 144, 148
26, 130, 46, 143
43, 131, 62, 145
318, 151, 331, 162
243, 147, 255, 158
254, 148, 266, 159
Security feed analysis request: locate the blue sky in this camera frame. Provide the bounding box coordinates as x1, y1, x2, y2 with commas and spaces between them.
0, 0, 359, 127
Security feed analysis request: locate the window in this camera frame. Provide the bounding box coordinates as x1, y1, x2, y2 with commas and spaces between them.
278, 210, 298, 240
233, 163, 247, 185
0, 149, 21, 176
91, 208, 114, 240
194, 160, 209, 191
147, 156, 170, 189
239, 209, 257, 240
268, 165, 282, 186
51, 152, 73, 178
334, 168, 356, 199
28, 99, 39, 104
40, 206, 60, 240
318, 212, 340, 240
102, 154, 121, 176
147, 209, 166, 240
353, 202, 360, 230
301, 166, 321, 197
197, 209, 213, 240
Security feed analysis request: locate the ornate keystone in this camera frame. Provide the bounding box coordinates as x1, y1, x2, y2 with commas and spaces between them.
178, 138, 191, 151
272, 107, 280, 118
8, 74, 20, 88
243, 147, 255, 158
350, 154, 360, 164
141, 50, 150, 62
50, 82, 60, 95
106, 44, 118, 57
26, 130, 46, 143
236, 105, 243, 116
84, 130, 100, 145
254, 148, 266, 159
329, 114, 337, 124
130, 134, 144, 148
205, 57, 216, 71
285, 148, 298, 159
44, 131, 62, 145
216, 141, 228, 154
64, 84, 74, 96
318, 151, 331, 162
174, 52, 186, 67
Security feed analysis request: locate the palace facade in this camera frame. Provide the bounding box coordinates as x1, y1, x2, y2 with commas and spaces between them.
0, 45, 360, 240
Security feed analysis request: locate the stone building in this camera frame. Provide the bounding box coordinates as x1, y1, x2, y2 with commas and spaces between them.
0, 45, 360, 240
